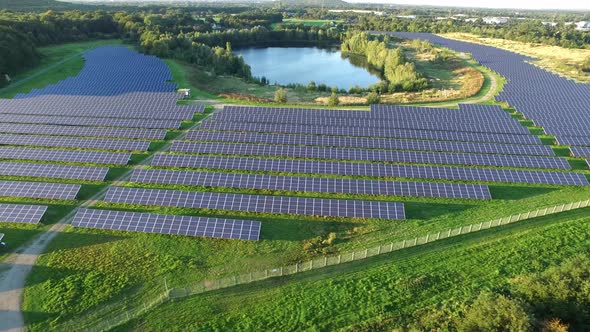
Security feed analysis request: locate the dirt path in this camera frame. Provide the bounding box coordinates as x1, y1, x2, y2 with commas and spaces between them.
0, 223, 68, 332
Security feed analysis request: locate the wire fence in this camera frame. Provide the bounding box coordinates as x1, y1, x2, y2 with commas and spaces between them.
57, 199, 590, 332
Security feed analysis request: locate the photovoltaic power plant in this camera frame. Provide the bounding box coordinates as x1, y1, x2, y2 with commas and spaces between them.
0, 204, 48, 224
130, 169, 492, 199
0, 180, 80, 200
0, 134, 151, 151
152, 154, 588, 186
389, 32, 590, 151
0, 162, 108, 181
187, 131, 555, 156
72, 208, 261, 241
0, 147, 131, 165
104, 186, 406, 220
171, 141, 569, 169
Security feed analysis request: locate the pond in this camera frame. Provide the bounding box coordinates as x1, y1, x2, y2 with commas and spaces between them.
234, 47, 381, 90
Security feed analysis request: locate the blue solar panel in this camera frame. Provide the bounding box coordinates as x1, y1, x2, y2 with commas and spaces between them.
187, 131, 554, 156
72, 208, 261, 241
197, 122, 541, 145
130, 169, 492, 199
103, 186, 406, 220
151, 154, 588, 186
171, 142, 570, 169
389, 32, 590, 149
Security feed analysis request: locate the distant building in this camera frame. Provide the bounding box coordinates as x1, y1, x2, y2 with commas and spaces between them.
542, 22, 558, 27
575, 21, 590, 31
397, 15, 417, 20
483, 17, 508, 24
329, 9, 385, 16
178, 89, 191, 99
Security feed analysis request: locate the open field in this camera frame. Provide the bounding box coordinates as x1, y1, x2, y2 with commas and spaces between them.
271, 19, 344, 29
442, 33, 590, 83
117, 206, 590, 331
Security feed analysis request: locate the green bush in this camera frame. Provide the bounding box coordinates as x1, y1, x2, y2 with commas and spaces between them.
274, 88, 287, 104
366, 92, 380, 104
458, 292, 532, 332
327, 92, 339, 106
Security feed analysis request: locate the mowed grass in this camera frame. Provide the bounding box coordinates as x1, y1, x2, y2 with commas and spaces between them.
0, 39, 124, 99
20, 183, 590, 330
117, 207, 590, 331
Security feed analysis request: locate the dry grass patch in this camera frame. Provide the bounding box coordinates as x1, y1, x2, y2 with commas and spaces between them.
442, 33, 590, 83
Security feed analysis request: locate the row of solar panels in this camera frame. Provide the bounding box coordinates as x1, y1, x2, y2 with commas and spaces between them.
0, 203, 261, 241
389, 33, 590, 151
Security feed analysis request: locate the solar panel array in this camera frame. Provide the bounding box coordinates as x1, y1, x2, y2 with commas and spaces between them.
0, 147, 131, 165
0, 114, 181, 129
72, 208, 261, 241
570, 147, 590, 158
0, 180, 80, 200
0, 204, 48, 224
171, 141, 570, 169
131, 169, 492, 199
390, 32, 590, 151
0, 134, 150, 151
104, 186, 406, 220
0, 123, 166, 140
0, 162, 108, 181
197, 121, 541, 145
152, 154, 588, 186
187, 131, 554, 156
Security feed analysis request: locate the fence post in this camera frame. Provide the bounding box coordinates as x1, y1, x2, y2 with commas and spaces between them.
310, 260, 313, 270
458, 226, 463, 234
338, 255, 342, 264
447, 228, 452, 237
351, 251, 355, 260
425, 234, 430, 242
468, 224, 473, 233
280, 267, 283, 276
436, 232, 440, 240
413, 237, 418, 246
389, 242, 394, 251
324, 257, 327, 267
249, 272, 253, 282
364, 248, 368, 258
402, 240, 406, 248
377, 245, 381, 255
265, 269, 268, 278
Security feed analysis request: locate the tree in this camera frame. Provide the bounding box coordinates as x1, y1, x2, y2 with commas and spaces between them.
307, 81, 317, 91
327, 92, 339, 106
274, 88, 287, 104
458, 292, 532, 332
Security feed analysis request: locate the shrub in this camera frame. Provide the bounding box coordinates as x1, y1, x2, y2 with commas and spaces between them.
274, 88, 287, 104
457, 292, 532, 332
327, 92, 339, 106
366, 92, 380, 104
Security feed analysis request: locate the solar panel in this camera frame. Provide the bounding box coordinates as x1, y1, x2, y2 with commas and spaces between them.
0, 133, 150, 151
196, 122, 541, 145
0, 162, 108, 181
557, 136, 590, 147
187, 131, 554, 156
0, 147, 131, 165
152, 154, 588, 186
570, 147, 590, 158
72, 208, 261, 241
210, 113, 528, 134
130, 169, 492, 199
0, 123, 166, 140
0, 180, 80, 200
0, 203, 48, 224
104, 186, 406, 220
171, 142, 570, 169
0, 114, 181, 129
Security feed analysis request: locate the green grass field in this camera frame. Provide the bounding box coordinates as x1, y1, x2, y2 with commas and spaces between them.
116, 207, 590, 331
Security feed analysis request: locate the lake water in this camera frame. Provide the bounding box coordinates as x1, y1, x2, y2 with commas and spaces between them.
235, 47, 381, 89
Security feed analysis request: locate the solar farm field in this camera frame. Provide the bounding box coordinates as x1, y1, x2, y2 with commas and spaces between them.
0, 39, 589, 331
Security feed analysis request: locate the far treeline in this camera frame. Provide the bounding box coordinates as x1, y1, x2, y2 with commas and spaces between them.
0, 9, 340, 87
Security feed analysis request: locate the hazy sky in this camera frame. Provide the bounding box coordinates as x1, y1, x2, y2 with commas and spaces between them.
346, 0, 590, 10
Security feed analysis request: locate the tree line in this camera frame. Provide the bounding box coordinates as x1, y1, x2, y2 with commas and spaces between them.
340, 32, 427, 93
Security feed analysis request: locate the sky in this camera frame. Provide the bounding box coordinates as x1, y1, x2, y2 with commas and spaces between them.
346, 0, 590, 10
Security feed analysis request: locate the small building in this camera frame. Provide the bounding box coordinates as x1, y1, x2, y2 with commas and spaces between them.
178, 89, 191, 99
575, 21, 590, 31
483, 17, 509, 25
542, 22, 558, 27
